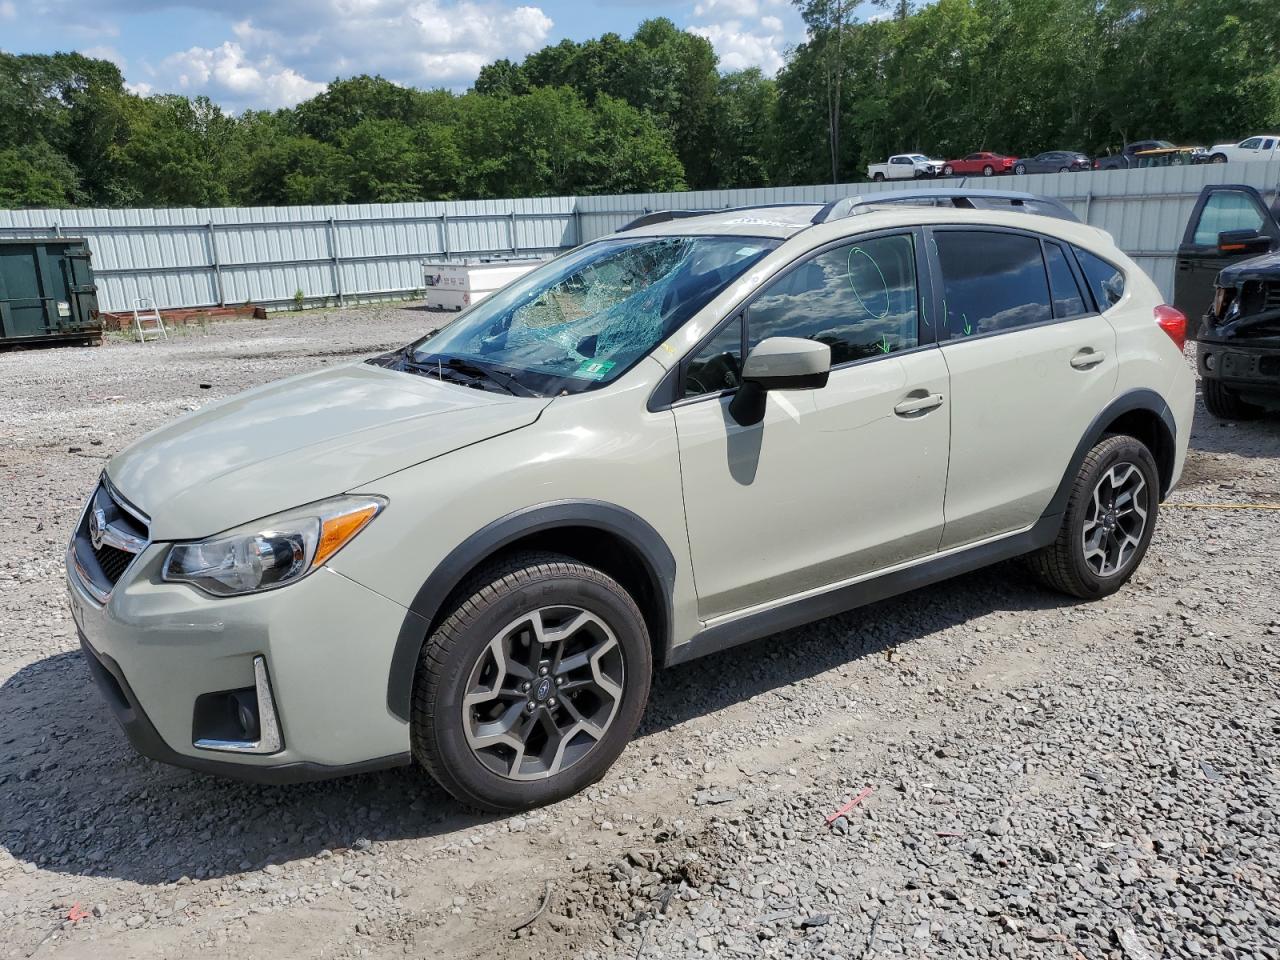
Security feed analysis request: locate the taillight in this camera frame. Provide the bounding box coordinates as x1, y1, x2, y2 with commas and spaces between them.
1154, 304, 1187, 351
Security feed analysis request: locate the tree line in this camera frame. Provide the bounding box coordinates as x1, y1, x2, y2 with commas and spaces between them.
1, 0, 1277, 210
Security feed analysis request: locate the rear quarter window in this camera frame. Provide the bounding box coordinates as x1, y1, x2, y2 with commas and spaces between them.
1073, 247, 1126, 310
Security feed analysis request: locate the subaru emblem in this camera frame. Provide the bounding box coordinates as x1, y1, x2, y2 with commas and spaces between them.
89, 507, 107, 550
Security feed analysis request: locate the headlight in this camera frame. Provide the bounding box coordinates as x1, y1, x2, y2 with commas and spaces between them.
162, 495, 386, 597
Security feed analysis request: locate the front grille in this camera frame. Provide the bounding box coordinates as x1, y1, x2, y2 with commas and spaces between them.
1266, 283, 1280, 311
71, 479, 150, 600
95, 543, 135, 582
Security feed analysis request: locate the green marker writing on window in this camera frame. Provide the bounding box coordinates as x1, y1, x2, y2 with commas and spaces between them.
962, 312, 972, 336
878, 334, 891, 354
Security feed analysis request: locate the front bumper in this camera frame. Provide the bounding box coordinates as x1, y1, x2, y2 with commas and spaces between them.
67, 540, 418, 782
1196, 338, 1280, 396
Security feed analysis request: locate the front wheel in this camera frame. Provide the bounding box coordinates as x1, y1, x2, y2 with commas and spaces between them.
1027, 435, 1159, 599
1211, 154, 1228, 164
1014, 162, 1027, 175
411, 551, 652, 812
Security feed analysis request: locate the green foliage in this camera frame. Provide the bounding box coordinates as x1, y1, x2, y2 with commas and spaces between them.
780, 0, 1280, 182
2, 2, 1278, 211
0, 139, 81, 207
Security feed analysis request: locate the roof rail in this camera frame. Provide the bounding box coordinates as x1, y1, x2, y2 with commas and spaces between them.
812, 189, 1080, 224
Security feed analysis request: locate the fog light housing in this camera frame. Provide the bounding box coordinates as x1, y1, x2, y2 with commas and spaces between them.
1204, 352, 1216, 371
191, 656, 282, 754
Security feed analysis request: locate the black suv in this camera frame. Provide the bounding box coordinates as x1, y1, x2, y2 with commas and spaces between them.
1174, 184, 1280, 418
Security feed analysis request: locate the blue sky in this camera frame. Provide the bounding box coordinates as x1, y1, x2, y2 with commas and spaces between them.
0, 0, 830, 112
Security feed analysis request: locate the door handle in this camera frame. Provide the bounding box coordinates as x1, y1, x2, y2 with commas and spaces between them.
1070, 349, 1107, 370
894, 393, 945, 416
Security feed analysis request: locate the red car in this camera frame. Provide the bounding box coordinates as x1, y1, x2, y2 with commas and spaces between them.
941, 152, 1017, 177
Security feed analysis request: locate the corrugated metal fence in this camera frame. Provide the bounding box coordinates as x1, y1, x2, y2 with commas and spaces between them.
2, 161, 1277, 313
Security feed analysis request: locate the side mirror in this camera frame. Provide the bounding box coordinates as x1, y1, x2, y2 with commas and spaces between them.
729, 337, 831, 426
1217, 229, 1271, 255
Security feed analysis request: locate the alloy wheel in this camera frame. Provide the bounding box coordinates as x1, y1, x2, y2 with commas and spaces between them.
461, 605, 624, 781
1081, 462, 1149, 576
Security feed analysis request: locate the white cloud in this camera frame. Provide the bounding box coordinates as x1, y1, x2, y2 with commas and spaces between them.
693, 0, 765, 17
158, 42, 325, 108
0, 1, 16, 20
687, 0, 795, 75
122, 0, 555, 111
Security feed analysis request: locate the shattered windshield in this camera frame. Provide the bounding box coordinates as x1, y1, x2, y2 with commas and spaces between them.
409, 235, 779, 395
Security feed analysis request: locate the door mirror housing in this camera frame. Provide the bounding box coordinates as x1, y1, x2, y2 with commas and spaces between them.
729, 337, 831, 426
1217, 229, 1271, 255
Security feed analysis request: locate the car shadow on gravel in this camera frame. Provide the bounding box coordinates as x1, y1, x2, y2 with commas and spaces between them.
642, 561, 1068, 736
0, 563, 1068, 887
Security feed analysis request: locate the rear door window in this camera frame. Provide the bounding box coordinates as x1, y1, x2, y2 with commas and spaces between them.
1192, 190, 1267, 246
933, 231, 1052, 338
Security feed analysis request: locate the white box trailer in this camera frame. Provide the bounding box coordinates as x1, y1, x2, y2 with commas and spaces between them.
421, 259, 544, 311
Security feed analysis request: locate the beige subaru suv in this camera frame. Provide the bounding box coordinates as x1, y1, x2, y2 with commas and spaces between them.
67, 194, 1196, 811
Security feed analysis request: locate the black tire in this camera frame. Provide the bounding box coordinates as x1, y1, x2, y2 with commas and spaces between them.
873, 172, 885, 182
1027, 435, 1160, 599
942, 164, 954, 177
1210, 153, 1227, 164
1202, 379, 1263, 420
1058, 166, 1070, 173
982, 164, 995, 176
411, 551, 652, 813
1014, 162, 1027, 175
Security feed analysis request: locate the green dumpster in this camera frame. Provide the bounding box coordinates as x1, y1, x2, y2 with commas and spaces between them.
0, 238, 101, 347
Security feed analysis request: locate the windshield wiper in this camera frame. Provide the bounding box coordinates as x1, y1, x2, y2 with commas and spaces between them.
443, 357, 539, 397
404, 354, 538, 397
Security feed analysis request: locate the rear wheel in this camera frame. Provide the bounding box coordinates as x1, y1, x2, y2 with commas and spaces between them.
411, 551, 652, 812
1058, 166, 1070, 173
1202, 379, 1264, 420
1028, 435, 1159, 599
982, 164, 995, 177
942, 164, 954, 177
873, 172, 885, 182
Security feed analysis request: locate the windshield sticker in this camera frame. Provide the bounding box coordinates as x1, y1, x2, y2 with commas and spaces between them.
734, 246, 763, 257
574, 359, 617, 381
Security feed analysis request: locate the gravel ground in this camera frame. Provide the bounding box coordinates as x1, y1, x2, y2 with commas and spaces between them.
1, 304, 1278, 960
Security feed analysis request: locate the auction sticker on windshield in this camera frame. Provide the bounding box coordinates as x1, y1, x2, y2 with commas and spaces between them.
575, 359, 617, 380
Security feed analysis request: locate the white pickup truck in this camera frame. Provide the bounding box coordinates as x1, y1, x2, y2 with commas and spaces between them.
1206, 135, 1280, 164
867, 154, 945, 181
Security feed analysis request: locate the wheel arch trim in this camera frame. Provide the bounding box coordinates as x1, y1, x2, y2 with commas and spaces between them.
1049, 388, 1178, 512
386, 500, 676, 721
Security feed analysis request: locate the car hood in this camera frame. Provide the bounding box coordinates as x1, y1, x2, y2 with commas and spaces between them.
107, 362, 551, 540
1219, 250, 1280, 284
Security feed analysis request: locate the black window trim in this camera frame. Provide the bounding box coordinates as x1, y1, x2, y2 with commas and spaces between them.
1041, 238, 1093, 320
922, 224, 1103, 346
651, 225, 938, 411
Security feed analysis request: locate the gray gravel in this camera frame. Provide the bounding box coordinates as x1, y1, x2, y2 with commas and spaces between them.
1, 304, 1278, 960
